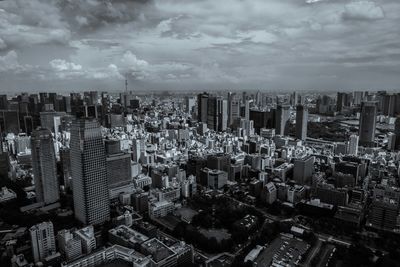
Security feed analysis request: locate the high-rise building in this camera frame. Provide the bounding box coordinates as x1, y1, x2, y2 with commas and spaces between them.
207, 96, 227, 132
387, 133, 396, 151
244, 99, 251, 121
395, 116, 400, 150
275, 105, 290, 136
197, 92, 209, 123
228, 96, 241, 127
185, 96, 195, 114
383, 94, 396, 117
31, 128, 59, 205
359, 101, 377, 147
353, 91, 364, 106
337, 92, 353, 112
70, 118, 110, 225
105, 140, 132, 189
348, 135, 359, 155
295, 105, 308, 140
368, 197, 399, 231
0, 140, 9, 179
30, 222, 56, 263
290, 92, 298, 107
0, 95, 8, 110
293, 156, 315, 185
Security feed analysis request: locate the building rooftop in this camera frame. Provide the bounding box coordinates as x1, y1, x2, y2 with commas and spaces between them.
141, 238, 176, 263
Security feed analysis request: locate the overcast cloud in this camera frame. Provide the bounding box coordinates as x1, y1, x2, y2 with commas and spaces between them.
0, 0, 399, 92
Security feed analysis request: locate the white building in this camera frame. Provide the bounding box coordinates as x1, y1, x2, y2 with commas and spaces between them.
30, 222, 56, 263
74, 226, 96, 254
57, 229, 82, 261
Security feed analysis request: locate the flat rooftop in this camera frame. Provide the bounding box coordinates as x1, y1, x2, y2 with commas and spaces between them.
141, 238, 176, 263
255, 234, 310, 267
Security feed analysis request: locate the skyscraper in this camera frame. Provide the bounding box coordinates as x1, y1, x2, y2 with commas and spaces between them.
197, 92, 209, 123
337, 92, 345, 112
105, 140, 132, 189
296, 105, 308, 140
70, 118, 110, 225
293, 156, 315, 185
359, 101, 377, 147
228, 95, 240, 127
395, 116, 400, 150
30, 222, 56, 263
185, 96, 195, 114
244, 99, 251, 121
31, 128, 59, 205
207, 96, 227, 132
275, 105, 290, 136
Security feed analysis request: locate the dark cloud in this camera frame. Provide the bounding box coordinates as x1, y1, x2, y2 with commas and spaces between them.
57, 0, 155, 32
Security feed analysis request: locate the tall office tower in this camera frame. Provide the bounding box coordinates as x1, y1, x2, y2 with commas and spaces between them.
293, 156, 315, 185
337, 92, 345, 112
275, 105, 290, 136
242, 91, 247, 103
70, 118, 110, 225
185, 96, 195, 114
255, 91, 262, 107
395, 116, 400, 150
348, 135, 359, 155
387, 133, 396, 151
197, 92, 209, 123
40, 111, 66, 133
227, 92, 234, 125
0, 94, 7, 110
31, 128, 59, 205
60, 147, 72, 189
39, 92, 48, 104
0, 140, 9, 180
220, 99, 228, 131
89, 91, 98, 105
207, 96, 227, 132
396, 93, 400, 115
30, 222, 56, 263
383, 94, 396, 117
295, 105, 308, 140
353, 91, 364, 105
105, 140, 132, 188
132, 138, 145, 162
359, 101, 377, 147
244, 99, 251, 121
229, 96, 241, 127
376, 91, 387, 112
290, 92, 298, 107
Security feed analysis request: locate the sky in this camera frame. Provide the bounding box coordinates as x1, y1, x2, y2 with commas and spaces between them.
0, 0, 399, 92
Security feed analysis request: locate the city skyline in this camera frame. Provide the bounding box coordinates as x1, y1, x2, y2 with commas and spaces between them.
1, 0, 400, 91
2, 1, 400, 266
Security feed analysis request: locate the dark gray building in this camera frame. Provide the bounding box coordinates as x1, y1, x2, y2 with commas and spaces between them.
296, 105, 308, 141
359, 101, 377, 147
31, 128, 59, 205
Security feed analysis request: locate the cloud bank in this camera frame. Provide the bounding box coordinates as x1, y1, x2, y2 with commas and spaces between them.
0, 0, 399, 91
